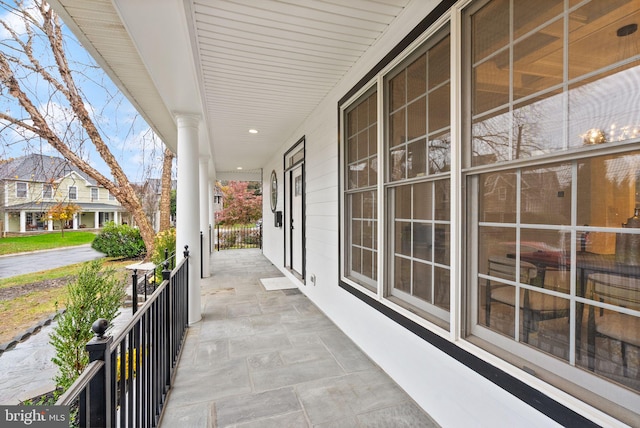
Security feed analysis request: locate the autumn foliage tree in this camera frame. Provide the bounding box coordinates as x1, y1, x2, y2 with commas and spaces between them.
0, 1, 158, 257
216, 181, 262, 226
46, 202, 80, 237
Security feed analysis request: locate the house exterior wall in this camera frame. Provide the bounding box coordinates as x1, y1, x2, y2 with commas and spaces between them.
261, 0, 632, 426
3, 175, 120, 209
4, 180, 39, 206
55, 175, 119, 206
7, 213, 19, 231
79, 212, 97, 228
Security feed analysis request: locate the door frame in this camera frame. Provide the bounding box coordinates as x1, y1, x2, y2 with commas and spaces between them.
283, 136, 306, 281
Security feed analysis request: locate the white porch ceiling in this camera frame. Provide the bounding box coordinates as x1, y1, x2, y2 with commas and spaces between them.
49, 0, 413, 178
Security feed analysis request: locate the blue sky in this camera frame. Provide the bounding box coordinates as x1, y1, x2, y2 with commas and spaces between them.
0, 0, 167, 182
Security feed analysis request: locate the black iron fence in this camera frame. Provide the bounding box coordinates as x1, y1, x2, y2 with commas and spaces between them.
56, 247, 190, 427
131, 249, 177, 313
215, 224, 262, 250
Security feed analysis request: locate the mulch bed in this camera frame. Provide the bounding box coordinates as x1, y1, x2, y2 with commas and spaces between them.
0, 277, 74, 301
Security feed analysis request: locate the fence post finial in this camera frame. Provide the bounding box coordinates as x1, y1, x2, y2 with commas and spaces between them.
92, 318, 109, 339
162, 260, 171, 281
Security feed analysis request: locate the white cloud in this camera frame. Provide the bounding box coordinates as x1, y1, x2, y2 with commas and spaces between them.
0, 1, 41, 39
38, 100, 77, 137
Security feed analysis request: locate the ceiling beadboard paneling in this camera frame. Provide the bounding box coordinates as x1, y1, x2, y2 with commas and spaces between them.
192, 0, 409, 172
50, 0, 412, 173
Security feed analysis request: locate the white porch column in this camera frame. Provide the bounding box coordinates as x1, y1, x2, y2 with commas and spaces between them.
94, 211, 100, 228
199, 156, 210, 277
19, 211, 26, 233
72, 213, 78, 230
175, 114, 202, 324
113, 211, 119, 225
48, 217, 53, 231
4, 212, 8, 232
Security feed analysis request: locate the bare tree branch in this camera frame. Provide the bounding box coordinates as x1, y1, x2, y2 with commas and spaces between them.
0, 0, 157, 257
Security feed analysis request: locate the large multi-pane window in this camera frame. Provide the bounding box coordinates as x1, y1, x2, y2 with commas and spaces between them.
466, 0, 640, 413
340, 0, 640, 421
344, 89, 378, 290
341, 28, 451, 324
386, 28, 451, 326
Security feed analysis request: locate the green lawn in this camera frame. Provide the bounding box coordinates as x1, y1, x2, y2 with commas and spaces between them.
0, 231, 96, 255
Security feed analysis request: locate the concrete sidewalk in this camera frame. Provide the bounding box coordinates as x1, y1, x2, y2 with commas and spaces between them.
159, 249, 439, 427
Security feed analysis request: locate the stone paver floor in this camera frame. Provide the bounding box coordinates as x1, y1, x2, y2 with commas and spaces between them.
159, 249, 439, 427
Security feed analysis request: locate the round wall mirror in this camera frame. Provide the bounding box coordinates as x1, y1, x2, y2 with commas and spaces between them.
270, 170, 278, 212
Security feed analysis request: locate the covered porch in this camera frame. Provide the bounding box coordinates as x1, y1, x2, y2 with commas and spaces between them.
3, 203, 128, 233
159, 249, 437, 427
44, 0, 638, 425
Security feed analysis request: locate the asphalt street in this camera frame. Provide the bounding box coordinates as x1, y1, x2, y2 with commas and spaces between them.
0, 244, 105, 279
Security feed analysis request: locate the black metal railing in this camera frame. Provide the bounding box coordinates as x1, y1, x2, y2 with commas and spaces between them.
56, 247, 190, 427
215, 224, 262, 251
130, 250, 177, 314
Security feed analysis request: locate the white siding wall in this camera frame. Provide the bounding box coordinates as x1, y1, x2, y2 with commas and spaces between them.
259, 1, 569, 426
262, 162, 285, 268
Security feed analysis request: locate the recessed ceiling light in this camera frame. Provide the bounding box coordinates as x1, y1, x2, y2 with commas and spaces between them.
249, 129, 258, 134
237, 167, 243, 170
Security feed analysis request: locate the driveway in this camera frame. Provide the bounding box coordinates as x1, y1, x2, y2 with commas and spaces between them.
0, 245, 105, 279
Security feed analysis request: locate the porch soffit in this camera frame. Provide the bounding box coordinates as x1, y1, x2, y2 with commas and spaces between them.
49, 0, 413, 175
48, 0, 178, 153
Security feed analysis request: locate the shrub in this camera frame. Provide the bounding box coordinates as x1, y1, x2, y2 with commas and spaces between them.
91, 221, 146, 258
151, 228, 176, 281
243, 229, 261, 245
151, 228, 176, 267
49, 259, 126, 392
223, 230, 238, 247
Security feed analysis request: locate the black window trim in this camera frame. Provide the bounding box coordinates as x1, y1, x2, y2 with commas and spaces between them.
337, 1, 598, 426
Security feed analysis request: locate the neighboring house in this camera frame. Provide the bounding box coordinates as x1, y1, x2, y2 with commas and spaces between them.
0, 154, 129, 233
133, 178, 178, 232
212, 184, 223, 215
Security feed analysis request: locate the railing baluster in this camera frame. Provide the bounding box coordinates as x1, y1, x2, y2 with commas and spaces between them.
119, 341, 126, 427
132, 269, 138, 314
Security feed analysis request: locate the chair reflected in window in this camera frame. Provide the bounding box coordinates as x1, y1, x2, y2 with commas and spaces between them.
587, 273, 640, 380
486, 256, 569, 342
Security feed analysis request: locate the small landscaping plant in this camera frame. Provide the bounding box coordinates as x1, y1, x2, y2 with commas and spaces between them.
49, 259, 126, 393
91, 221, 146, 258
151, 228, 176, 282
151, 228, 176, 267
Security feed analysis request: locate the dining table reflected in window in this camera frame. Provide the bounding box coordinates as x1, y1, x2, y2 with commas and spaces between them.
477, 150, 640, 392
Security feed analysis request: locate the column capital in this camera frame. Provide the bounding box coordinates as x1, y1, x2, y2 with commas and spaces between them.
175, 113, 201, 129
